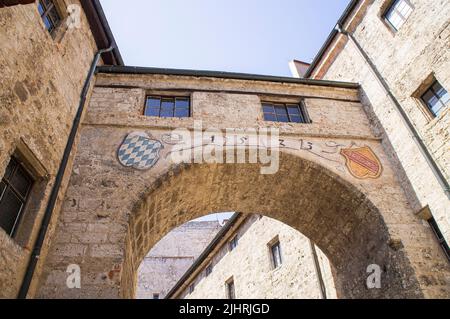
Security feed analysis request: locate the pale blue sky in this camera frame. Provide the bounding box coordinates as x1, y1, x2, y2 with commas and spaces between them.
100, 0, 350, 76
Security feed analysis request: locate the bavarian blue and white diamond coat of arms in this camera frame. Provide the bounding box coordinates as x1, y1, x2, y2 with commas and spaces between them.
117, 132, 163, 170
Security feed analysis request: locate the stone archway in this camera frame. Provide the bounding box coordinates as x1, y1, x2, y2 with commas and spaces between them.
121, 151, 422, 299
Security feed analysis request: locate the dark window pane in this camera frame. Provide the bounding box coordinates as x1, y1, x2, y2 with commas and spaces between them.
38, 2, 45, 15
423, 91, 439, 108
161, 100, 175, 109
175, 98, 189, 109
271, 242, 282, 268
277, 115, 289, 123
262, 104, 274, 113
146, 98, 161, 108
264, 113, 277, 122
43, 16, 53, 31
160, 109, 174, 118
287, 105, 300, 115
433, 83, 449, 104
48, 7, 61, 25
274, 105, 288, 116
0, 181, 6, 198
4, 158, 17, 181
10, 166, 32, 198
145, 107, 160, 117
0, 188, 23, 235
227, 281, 235, 299
290, 115, 303, 123
174, 109, 189, 118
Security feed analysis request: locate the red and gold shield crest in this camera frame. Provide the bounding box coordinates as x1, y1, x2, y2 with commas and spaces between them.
340, 146, 382, 179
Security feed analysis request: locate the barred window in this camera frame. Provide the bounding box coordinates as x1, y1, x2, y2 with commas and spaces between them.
384, 0, 413, 31
0, 157, 34, 237
145, 96, 191, 118
37, 0, 62, 34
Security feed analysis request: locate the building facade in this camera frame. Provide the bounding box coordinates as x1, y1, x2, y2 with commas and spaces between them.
304, 0, 450, 262
167, 214, 337, 299
0, 0, 121, 298
32, 67, 449, 299
137, 220, 222, 299
0, 0, 448, 300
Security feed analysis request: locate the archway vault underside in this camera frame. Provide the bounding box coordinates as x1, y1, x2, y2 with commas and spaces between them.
122, 152, 425, 299
36, 134, 450, 299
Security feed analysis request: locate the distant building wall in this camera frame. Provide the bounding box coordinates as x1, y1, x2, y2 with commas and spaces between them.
136, 221, 222, 299
175, 215, 337, 299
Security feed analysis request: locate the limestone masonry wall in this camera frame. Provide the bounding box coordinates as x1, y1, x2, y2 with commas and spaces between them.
36, 72, 450, 298
0, 1, 99, 298
177, 215, 337, 299
318, 0, 450, 245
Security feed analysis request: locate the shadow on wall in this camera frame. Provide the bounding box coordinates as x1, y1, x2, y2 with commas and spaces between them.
123, 151, 422, 299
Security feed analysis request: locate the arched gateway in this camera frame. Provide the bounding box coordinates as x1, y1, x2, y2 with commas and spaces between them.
36, 68, 449, 299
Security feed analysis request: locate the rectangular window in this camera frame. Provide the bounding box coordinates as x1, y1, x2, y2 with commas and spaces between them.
421, 81, 449, 118
428, 217, 450, 262
384, 0, 413, 31
38, 0, 62, 34
229, 235, 238, 251
262, 102, 308, 123
270, 240, 283, 269
205, 264, 213, 276
0, 157, 34, 237
152, 293, 160, 299
226, 278, 236, 299
145, 96, 191, 118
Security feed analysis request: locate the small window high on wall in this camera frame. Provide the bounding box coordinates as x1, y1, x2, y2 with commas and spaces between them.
384, 0, 414, 31
269, 240, 283, 269
0, 157, 34, 237
145, 96, 191, 118
421, 81, 449, 118
226, 278, 236, 299
37, 0, 62, 34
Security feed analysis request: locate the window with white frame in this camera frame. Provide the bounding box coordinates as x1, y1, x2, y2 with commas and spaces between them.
384, 0, 414, 31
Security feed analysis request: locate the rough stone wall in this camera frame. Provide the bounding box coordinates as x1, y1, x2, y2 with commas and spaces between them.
137, 221, 222, 299
36, 73, 449, 299
317, 0, 450, 244
0, 1, 100, 298
177, 215, 337, 299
